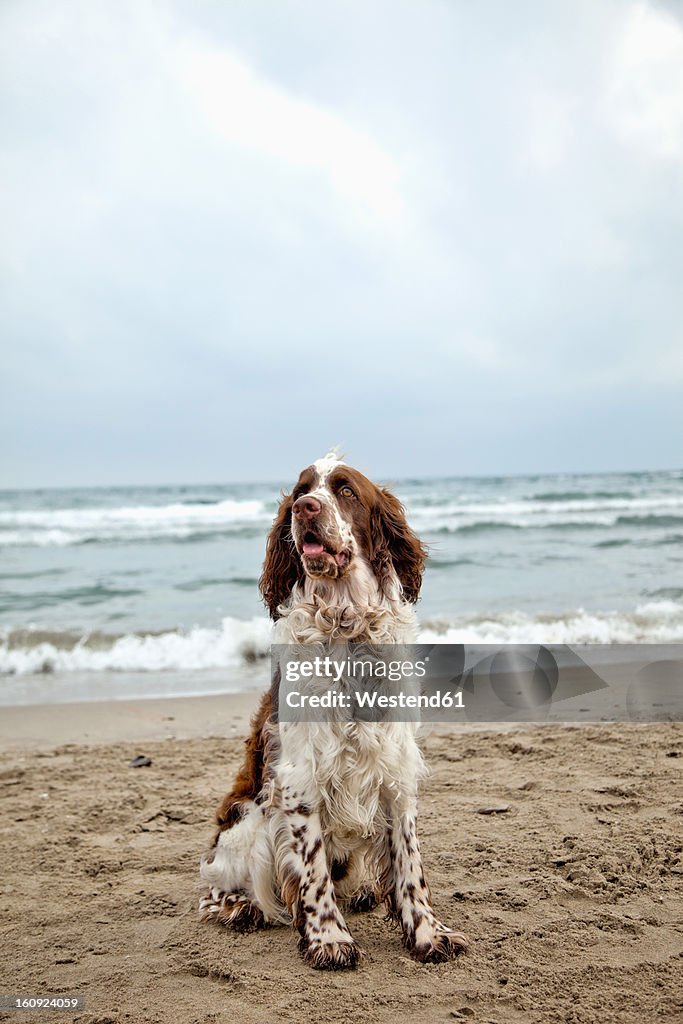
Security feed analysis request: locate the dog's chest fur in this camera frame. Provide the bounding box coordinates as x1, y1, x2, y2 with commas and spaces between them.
274, 577, 423, 848
282, 718, 422, 844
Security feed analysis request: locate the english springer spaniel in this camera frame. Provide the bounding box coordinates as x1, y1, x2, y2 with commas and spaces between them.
199, 452, 469, 969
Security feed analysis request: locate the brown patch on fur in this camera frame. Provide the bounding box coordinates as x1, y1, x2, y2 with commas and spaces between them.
280, 866, 305, 934
215, 898, 267, 932
319, 464, 427, 604
330, 859, 349, 882
304, 837, 322, 864
213, 690, 274, 843
368, 485, 426, 604
347, 887, 378, 913
314, 881, 327, 902
284, 802, 312, 816
371, 825, 400, 922
259, 488, 305, 619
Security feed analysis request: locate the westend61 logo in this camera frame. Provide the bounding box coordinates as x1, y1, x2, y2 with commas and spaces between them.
282, 654, 462, 712
272, 643, 683, 724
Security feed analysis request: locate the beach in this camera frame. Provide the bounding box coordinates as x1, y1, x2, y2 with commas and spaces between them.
1, 691, 681, 1024
1, 471, 682, 1021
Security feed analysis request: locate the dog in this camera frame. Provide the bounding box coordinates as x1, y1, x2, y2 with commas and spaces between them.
199, 452, 469, 968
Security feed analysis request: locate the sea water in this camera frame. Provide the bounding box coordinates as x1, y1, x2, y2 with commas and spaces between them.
1, 469, 682, 702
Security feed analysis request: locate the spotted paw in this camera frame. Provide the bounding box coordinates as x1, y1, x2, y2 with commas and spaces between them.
199, 889, 266, 931
411, 927, 470, 963
299, 936, 363, 970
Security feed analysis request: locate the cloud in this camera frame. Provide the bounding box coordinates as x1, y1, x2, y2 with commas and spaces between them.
524, 93, 577, 172
0, 0, 681, 485
605, 0, 683, 159
178, 45, 405, 224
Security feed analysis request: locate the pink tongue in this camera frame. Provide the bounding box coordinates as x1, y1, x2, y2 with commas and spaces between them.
303, 541, 324, 556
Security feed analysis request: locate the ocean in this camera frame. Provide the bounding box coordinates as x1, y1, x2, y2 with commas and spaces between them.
1, 469, 682, 704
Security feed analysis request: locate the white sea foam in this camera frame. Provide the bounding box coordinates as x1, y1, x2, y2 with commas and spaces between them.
418, 601, 683, 644
2, 488, 683, 546
2, 602, 682, 677
409, 494, 683, 532
0, 499, 270, 546
0, 616, 272, 675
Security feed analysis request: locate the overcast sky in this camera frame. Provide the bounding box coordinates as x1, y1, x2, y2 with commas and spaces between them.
1, 0, 682, 488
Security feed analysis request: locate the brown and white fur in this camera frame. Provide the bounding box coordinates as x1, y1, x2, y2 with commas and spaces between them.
199, 452, 469, 969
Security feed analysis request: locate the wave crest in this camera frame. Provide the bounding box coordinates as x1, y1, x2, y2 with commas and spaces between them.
2, 602, 682, 676
0, 617, 271, 675
418, 601, 683, 644
0, 499, 270, 547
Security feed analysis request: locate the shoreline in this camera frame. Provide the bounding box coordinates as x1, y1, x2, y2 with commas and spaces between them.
0, 689, 528, 751
2, 642, 681, 751
0, 690, 261, 750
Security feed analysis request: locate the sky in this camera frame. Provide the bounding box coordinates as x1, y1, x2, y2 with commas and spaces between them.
1, 0, 682, 488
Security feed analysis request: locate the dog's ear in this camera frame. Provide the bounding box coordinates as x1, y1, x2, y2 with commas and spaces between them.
370, 487, 427, 604
259, 492, 304, 619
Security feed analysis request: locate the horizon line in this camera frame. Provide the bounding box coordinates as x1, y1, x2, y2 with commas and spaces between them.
1, 464, 682, 494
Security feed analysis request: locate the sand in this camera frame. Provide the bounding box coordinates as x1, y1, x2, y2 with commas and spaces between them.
0, 694, 681, 1024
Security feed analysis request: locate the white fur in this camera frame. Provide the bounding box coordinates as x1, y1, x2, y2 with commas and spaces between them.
279, 719, 425, 848
199, 801, 287, 923
313, 450, 344, 482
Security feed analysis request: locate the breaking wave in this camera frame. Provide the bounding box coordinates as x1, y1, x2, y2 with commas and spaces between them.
3, 486, 683, 547
2, 601, 682, 676
418, 601, 683, 645
0, 617, 272, 675
0, 498, 270, 547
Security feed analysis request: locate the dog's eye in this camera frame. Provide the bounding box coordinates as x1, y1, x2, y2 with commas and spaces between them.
339, 486, 356, 499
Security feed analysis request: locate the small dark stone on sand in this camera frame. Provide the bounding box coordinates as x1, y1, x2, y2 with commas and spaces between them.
128, 755, 152, 768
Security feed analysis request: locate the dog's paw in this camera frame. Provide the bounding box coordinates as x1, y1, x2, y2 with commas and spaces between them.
411, 925, 470, 963
298, 936, 363, 970
199, 889, 266, 932
348, 887, 378, 913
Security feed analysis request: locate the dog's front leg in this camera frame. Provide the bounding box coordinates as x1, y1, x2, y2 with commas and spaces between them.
384, 806, 469, 963
271, 785, 362, 970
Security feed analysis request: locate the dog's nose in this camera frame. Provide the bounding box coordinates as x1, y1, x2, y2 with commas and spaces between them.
293, 495, 322, 520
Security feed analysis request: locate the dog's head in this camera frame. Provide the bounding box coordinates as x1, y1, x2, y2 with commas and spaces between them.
259, 452, 427, 619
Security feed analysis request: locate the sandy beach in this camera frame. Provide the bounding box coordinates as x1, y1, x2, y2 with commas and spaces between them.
0, 693, 681, 1024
